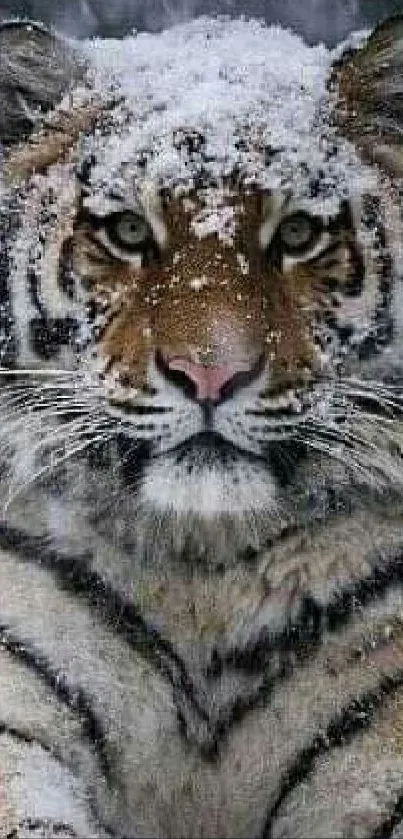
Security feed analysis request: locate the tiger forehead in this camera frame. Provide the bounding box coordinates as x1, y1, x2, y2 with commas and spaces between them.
160, 189, 265, 273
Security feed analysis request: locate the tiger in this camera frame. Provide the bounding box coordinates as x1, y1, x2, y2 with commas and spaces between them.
2, 11, 403, 838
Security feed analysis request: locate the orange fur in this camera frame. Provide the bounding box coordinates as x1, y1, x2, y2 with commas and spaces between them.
72, 196, 328, 394
5, 101, 106, 182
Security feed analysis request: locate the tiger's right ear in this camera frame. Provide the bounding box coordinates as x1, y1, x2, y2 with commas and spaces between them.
0, 20, 86, 145
332, 15, 403, 179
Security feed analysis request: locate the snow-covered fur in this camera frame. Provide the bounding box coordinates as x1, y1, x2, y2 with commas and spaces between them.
2, 16, 403, 838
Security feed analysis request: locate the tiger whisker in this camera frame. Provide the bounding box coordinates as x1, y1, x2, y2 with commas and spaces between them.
0, 390, 98, 411
292, 412, 403, 487
0, 381, 101, 403
337, 376, 403, 391
303, 419, 394, 456
0, 406, 90, 429
0, 405, 103, 436
4, 429, 115, 512
293, 434, 387, 487
25, 416, 112, 450
0, 398, 73, 415
0, 368, 78, 377
334, 383, 403, 413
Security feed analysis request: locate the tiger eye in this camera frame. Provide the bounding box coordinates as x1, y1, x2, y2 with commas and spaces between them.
279, 212, 319, 254
107, 211, 149, 251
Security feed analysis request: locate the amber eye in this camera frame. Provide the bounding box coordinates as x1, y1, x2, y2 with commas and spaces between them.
106, 211, 150, 251
278, 212, 320, 254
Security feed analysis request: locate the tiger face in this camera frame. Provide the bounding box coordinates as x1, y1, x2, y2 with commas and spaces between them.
1, 18, 403, 527
67, 175, 390, 513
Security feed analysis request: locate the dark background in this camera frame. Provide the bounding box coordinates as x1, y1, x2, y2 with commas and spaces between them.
0, 0, 401, 45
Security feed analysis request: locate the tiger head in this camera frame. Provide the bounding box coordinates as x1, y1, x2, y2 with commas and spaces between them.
1, 17, 403, 535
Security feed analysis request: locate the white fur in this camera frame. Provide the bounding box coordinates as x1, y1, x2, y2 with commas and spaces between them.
8, 192, 43, 365
140, 452, 276, 515
0, 734, 102, 836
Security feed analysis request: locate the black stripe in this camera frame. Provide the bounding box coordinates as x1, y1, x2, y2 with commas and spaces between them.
306, 238, 345, 266
0, 720, 53, 752
27, 266, 46, 316
29, 316, 79, 360
0, 623, 112, 784
0, 721, 112, 837
2, 509, 403, 737
87, 232, 123, 263
372, 799, 403, 839
218, 541, 403, 670
0, 524, 214, 752
262, 671, 403, 839
200, 547, 403, 747
0, 196, 19, 365
1, 515, 403, 753
58, 237, 76, 300
76, 155, 97, 188
7, 820, 78, 838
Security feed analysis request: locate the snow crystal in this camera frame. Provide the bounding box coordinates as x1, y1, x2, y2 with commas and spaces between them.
191, 194, 237, 244
236, 253, 249, 276
189, 275, 209, 292
82, 19, 332, 191
75, 17, 380, 240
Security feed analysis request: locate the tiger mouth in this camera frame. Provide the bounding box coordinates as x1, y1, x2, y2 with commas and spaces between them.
156, 430, 265, 462
110, 400, 310, 449
104, 384, 320, 464
142, 430, 308, 494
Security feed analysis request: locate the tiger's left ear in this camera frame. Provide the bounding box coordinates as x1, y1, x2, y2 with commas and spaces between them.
0, 19, 86, 146
332, 15, 403, 179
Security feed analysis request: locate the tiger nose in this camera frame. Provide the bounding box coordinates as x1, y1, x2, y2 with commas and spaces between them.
160, 354, 261, 404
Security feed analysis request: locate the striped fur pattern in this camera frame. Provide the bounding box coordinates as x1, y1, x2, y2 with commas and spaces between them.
2, 16, 403, 838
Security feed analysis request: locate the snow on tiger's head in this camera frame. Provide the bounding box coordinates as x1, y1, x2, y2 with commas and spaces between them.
2, 16, 403, 516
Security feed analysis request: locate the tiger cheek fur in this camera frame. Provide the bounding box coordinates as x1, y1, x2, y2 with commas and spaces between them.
3, 15, 403, 839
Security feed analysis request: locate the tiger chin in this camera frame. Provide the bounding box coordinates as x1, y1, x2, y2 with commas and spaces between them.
2, 14, 403, 839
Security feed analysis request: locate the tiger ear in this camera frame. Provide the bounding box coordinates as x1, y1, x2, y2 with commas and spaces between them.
0, 19, 86, 145
332, 15, 403, 178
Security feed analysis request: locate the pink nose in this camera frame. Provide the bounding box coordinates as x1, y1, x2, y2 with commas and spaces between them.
167, 356, 253, 403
